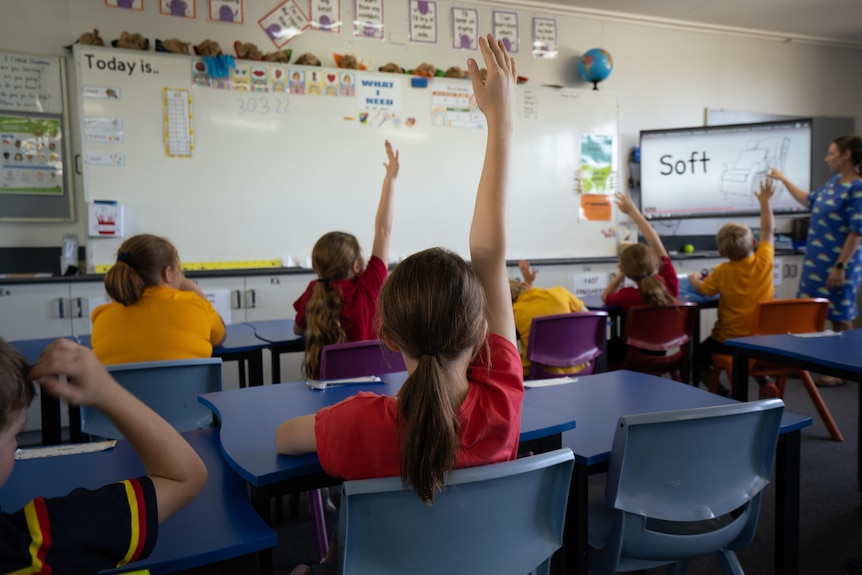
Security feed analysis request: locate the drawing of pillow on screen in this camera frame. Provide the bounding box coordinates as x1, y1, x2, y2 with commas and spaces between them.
721, 137, 790, 200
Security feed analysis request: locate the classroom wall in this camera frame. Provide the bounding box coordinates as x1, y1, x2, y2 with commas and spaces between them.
1, 0, 860, 253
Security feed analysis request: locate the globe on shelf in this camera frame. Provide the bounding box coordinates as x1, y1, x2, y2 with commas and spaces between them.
578, 48, 613, 90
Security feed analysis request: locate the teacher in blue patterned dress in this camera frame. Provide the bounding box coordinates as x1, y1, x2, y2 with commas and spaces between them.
768, 134, 862, 386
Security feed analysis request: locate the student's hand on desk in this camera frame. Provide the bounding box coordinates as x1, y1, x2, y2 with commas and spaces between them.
468, 34, 516, 127
383, 139, 399, 181
688, 272, 705, 292
28, 338, 118, 408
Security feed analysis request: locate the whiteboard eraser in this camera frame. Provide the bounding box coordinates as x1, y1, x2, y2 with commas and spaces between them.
411, 77, 428, 88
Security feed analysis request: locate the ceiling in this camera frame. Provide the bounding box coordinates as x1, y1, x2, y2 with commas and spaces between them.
531, 0, 862, 47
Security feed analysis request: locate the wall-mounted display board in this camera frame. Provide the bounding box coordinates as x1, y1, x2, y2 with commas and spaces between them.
73, 46, 620, 268
0, 50, 74, 221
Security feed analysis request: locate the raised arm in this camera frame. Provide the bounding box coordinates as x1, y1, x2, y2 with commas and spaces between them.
29, 339, 207, 523
518, 260, 537, 287
755, 178, 776, 245
614, 192, 668, 258
767, 167, 809, 206
370, 140, 399, 266
468, 34, 517, 344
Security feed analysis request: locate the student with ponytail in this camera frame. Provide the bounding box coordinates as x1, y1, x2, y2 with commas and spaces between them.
276, 33, 521, 547
602, 191, 679, 308
293, 140, 399, 380
91, 234, 225, 365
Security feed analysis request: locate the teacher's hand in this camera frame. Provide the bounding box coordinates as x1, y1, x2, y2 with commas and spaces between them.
826, 267, 846, 290
766, 166, 786, 183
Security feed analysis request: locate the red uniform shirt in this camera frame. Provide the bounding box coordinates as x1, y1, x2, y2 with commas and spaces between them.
293, 255, 387, 341
314, 334, 524, 480
605, 255, 679, 309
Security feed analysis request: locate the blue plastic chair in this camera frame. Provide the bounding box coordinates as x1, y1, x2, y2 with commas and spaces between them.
525, 311, 608, 379
336, 447, 575, 575
320, 339, 406, 379
79, 358, 223, 440
588, 399, 785, 575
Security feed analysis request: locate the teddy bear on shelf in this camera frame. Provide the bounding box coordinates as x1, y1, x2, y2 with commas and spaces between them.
264, 50, 291, 63
157, 38, 191, 55
234, 41, 264, 61
115, 31, 148, 50
378, 62, 404, 74
412, 62, 437, 77
294, 53, 321, 66
194, 39, 223, 57
77, 29, 105, 46
443, 66, 466, 78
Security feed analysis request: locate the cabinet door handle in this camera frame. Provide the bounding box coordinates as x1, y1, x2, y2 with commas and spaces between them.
247, 289, 257, 309
58, 298, 66, 319
233, 290, 242, 309
76, 297, 84, 318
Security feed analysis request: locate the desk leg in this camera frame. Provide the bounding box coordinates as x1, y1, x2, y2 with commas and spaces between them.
252, 485, 274, 575
569, 464, 589, 575
249, 352, 264, 387
731, 350, 751, 402
40, 395, 61, 446
270, 349, 282, 384
238, 359, 248, 389
775, 430, 800, 575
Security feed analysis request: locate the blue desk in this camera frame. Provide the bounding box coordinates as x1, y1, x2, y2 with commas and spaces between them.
243, 319, 305, 383
0, 428, 276, 574
213, 323, 268, 387
727, 329, 862, 508
527, 370, 810, 575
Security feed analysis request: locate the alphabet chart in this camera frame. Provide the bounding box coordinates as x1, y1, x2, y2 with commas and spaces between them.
163, 88, 193, 157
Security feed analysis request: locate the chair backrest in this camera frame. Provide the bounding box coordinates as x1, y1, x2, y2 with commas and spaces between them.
622, 302, 698, 351
752, 297, 828, 335
336, 448, 575, 575
525, 311, 608, 379
594, 399, 784, 573
80, 358, 223, 440
319, 339, 406, 380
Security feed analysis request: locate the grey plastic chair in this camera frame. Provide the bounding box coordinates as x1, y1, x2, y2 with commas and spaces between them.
588, 399, 785, 575
80, 358, 223, 440
336, 447, 575, 575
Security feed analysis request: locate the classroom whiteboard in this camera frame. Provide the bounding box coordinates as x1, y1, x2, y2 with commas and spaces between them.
73, 46, 619, 269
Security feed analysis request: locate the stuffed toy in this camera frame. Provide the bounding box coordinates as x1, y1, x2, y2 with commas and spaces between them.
378, 62, 404, 74
264, 50, 291, 63
234, 41, 264, 61
114, 31, 149, 51
156, 38, 191, 55
294, 53, 321, 66
443, 66, 466, 79
77, 29, 105, 46
333, 53, 367, 70
412, 62, 437, 78
194, 39, 223, 57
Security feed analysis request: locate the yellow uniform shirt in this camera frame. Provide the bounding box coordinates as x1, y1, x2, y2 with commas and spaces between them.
91, 284, 226, 365
700, 243, 774, 342
513, 286, 587, 375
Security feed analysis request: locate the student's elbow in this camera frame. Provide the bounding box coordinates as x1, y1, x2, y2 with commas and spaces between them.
275, 415, 317, 455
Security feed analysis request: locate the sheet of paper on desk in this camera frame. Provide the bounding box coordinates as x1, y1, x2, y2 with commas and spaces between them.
524, 376, 578, 388
789, 330, 840, 338
307, 375, 383, 390
15, 440, 118, 460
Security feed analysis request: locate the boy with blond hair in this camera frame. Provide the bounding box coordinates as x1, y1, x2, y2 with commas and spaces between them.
689, 179, 777, 396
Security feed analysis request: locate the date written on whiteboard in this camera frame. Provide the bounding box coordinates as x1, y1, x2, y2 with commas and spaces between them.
236, 96, 291, 115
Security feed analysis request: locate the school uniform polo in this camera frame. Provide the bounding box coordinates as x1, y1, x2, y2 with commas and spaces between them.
293, 255, 387, 342
604, 255, 680, 308
700, 243, 775, 342
91, 284, 225, 365
314, 334, 523, 480
0, 477, 158, 574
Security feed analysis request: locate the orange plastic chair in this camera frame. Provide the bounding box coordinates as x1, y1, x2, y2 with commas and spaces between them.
609, 302, 699, 382
709, 298, 843, 442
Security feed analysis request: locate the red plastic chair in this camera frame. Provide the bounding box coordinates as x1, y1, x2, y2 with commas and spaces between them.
320, 339, 406, 379
525, 311, 608, 380
610, 302, 698, 382
709, 298, 843, 442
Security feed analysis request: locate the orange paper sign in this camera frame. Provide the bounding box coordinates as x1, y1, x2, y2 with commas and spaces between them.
579, 194, 612, 222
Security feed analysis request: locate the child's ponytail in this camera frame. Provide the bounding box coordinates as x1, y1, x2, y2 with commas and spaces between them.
620, 243, 676, 307
104, 234, 178, 306
303, 281, 346, 379
637, 275, 675, 307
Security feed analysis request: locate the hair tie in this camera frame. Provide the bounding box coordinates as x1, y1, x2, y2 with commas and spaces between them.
631, 274, 651, 282
116, 251, 130, 263
419, 350, 439, 359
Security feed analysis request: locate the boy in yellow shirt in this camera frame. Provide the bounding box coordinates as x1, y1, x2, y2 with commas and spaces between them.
510, 260, 589, 376
689, 179, 777, 396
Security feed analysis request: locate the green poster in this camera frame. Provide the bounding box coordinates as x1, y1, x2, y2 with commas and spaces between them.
0, 114, 63, 195
580, 134, 613, 193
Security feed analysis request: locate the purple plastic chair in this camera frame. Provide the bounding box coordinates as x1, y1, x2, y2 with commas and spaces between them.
300, 339, 406, 560
320, 339, 406, 379
525, 311, 609, 380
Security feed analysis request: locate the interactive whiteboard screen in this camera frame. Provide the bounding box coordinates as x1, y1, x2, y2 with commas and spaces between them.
639, 119, 812, 220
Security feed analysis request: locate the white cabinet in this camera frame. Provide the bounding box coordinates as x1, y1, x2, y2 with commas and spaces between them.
243, 274, 308, 322
70, 281, 109, 337
193, 277, 247, 325
0, 282, 77, 339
